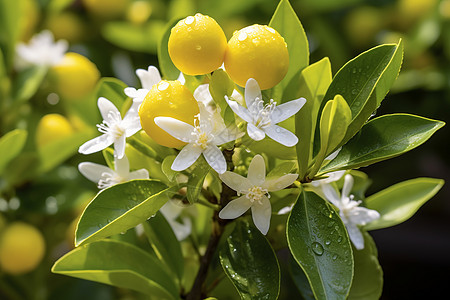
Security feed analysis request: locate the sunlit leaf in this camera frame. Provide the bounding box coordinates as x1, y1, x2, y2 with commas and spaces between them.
12, 66, 47, 103
0, 129, 27, 175
158, 19, 181, 80
187, 157, 210, 204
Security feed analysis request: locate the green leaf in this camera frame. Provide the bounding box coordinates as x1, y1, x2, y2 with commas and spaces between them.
266, 161, 297, 179
52, 239, 178, 299
47, 0, 75, 13
0, 129, 27, 175
95, 77, 128, 110
143, 212, 184, 281
269, 0, 309, 98
289, 256, 315, 300
12, 66, 48, 103
320, 114, 445, 174
348, 232, 383, 300
75, 180, 171, 246
287, 191, 353, 300
364, 178, 444, 231
209, 69, 235, 118
186, 157, 211, 204
322, 41, 403, 145
294, 57, 332, 179
161, 155, 177, 182
158, 18, 181, 80
219, 220, 280, 300
247, 138, 297, 160
0, 0, 21, 70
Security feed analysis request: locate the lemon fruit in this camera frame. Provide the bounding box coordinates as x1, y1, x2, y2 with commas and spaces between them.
48, 52, 100, 101
168, 13, 227, 75
82, 0, 130, 19
45, 12, 86, 43
0, 222, 46, 275
139, 80, 199, 148
36, 114, 74, 147
224, 24, 289, 90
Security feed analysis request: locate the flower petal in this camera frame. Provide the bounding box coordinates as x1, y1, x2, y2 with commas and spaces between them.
247, 123, 265, 141
79, 134, 114, 155
226, 97, 253, 123
342, 174, 354, 200
167, 217, 192, 241
219, 172, 252, 193
98, 97, 120, 123
264, 125, 298, 147
114, 155, 130, 178
219, 195, 252, 219
346, 223, 365, 250
114, 134, 127, 159
177, 72, 186, 85
321, 183, 341, 208
129, 169, 150, 180
136, 66, 161, 90
244, 78, 262, 109
194, 84, 213, 105
154, 117, 195, 143
78, 162, 114, 183
203, 145, 227, 174
171, 143, 202, 171
348, 207, 380, 226
271, 98, 306, 124
263, 174, 298, 191
251, 195, 272, 235
247, 154, 266, 186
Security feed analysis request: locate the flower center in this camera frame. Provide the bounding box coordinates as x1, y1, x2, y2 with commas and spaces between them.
249, 98, 277, 128
246, 186, 269, 204
97, 111, 125, 139
341, 195, 362, 218
192, 116, 213, 150
98, 171, 124, 189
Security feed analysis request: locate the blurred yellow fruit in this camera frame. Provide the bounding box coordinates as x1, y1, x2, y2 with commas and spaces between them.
19, 0, 40, 41
82, 0, 130, 19
0, 222, 46, 275
224, 24, 289, 90
126, 1, 152, 24
48, 52, 100, 100
139, 80, 199, 148
36, 114, 74, 147
45, 12, 86, 43
344, 6, 384, 48
168, 13, 227, 75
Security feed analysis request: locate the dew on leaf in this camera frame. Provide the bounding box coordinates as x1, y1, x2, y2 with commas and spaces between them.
311, 242, 324, 256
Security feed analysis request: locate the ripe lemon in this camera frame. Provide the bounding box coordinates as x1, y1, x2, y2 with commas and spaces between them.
168, 13, 227, 75
48, 52, 100, 101
82, 0, 130, 19
0, 222, 46, 275
36, 114, 74, 147
224, 24, 289, 90
139, 80, 199, 148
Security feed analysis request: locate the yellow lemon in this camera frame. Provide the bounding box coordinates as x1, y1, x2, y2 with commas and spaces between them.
224, 24, 289, 90
139, 80, 199, 148
45, 12, 86, 43
82, 0, 130, 19
0, 222, 46, 275
36, 114, 74, 147
48, 52, 100, 100
168, 13, 227, 75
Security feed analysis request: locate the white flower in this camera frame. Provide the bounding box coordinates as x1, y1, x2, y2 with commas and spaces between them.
219, 154, 298, 235
78, 155, 149, 189
225, 78, 306, 147
322, 174, 380, 250
79, 97, 141, 158
154, 102, 242, 174
124, 66, 185, 112
160, 200, 192, 241
15, 30, 68, 69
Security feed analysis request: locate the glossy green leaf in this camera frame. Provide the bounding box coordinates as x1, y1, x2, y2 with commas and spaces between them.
219, 220, 280, 300
161, 155, 177, 182
322, 41, 403, 145
320, 114, 445, 174
143, 212, 184, 281
247, 137, 296, 160
348, 232, 383, 300
364, 178, 444, 231
295, 57, 332, 179
95, 77, 128, 110
52, 239, 178, 299
269, 0, 309, 98
12, 66, 48, 103
75, 180, 171, 246
158, 18, 181, 80
209, 69, 235, 122
289, 256, 315, 300
0, 129, 27, 175
287, 191, 353, 300
186, 157, 211, 204
266, 161, 297, 179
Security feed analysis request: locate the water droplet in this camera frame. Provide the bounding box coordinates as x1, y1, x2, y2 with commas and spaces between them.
325, 240, 331, 246
267, 27, 276, 34
311, 242, 324, 256
332, 254, 337, 260
337, 235, 343, 243
352, 68, 357, 74
252, 38, 260, 46
158, 81, 169, 91
184, 16, 195, 25
351, 89, 357, 95
327, 221, 334, 228
195, 45, 202, 51
275, 127, 281, 133
238, 32, 248, 41
358, 68, 362, 72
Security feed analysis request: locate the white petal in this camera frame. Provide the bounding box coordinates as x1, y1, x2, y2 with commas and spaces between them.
160, 200, 183, 220
213, 128, 241, 145
251, 195, 272, 235
346, 223, 365, 250
114, 155, 130, 178
167, 217, 191, 241
324, 147, 342, 162
114, 134, 127, 159
198, 102, 213, 133
247, 123, 266, 141
219, 195, 252, 219
244, 78, 262, 109
348, 207, 380, 226
98, 97, 120, 123
154, 117, 195, 143
177, 72, 186, 85
137, 66, 161, 90
123, 110, 142, 136
226, 97, 253, 123
171, 143, 202, 171
194, 84, 213, 105
247, 154, 266, 186
263, 174, 298, 191
342, 175, 354, 200
129, 169, 150, 180
321, 183, 342, 208
322, 170, 346, 184
264, 125, 298, 147
79, 134, 114, 155
78, 162, 114, 183
219, 172, 252, 193
231, 89, 244, 105
124, 87, 149, 102
124, 87, 138, 98
203, 145, 227, 174
271, 98, 306, 124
